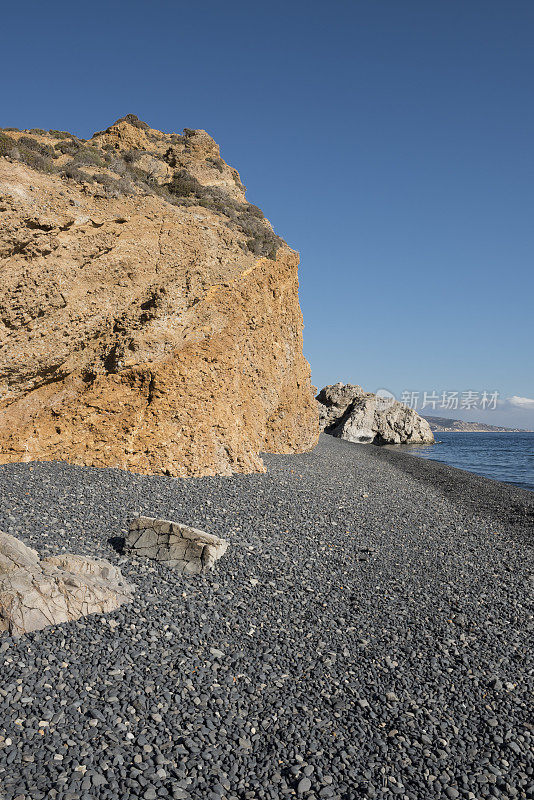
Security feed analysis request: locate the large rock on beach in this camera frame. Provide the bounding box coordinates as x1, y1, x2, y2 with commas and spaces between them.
317, 383, 434, 444
0, 531, 134, 635
0, 116, 319, 477
126, 516, 229, 574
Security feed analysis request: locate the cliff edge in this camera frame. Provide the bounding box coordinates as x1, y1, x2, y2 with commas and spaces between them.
0, 116, 319, 476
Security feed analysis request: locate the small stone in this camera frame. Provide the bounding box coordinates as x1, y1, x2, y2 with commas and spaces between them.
298, 777, 312, 794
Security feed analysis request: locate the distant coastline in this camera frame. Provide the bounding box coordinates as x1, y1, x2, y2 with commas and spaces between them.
423, 414, 532, 433
433, 429, 529, 433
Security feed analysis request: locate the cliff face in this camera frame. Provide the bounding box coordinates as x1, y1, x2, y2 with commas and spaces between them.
0, 117, 319, 476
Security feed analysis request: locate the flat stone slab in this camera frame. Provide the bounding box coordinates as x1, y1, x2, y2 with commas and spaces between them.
0, 531, 134, 636
126, 516, 229, 574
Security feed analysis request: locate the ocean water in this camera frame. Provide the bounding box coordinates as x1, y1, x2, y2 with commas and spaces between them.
392, 431, 534, 492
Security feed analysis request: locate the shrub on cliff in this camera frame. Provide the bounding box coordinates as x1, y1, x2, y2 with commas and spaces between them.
123, 149, 143, 164
164, 172, 282, 258
1, 135, 57, 173
168, 170, 203, 198
111, 114, 150, 131
104, 155, 128, 175
239, 216, 282, 258
18, 136, 57, 159
68, 145, 105, 168
17, 149, 55, 173
206, 156, 225, 173
93, 172, 136, 197
245, 203, 264, 219
54, 138, 82, 155
109, 177, 135, 196
60, 163, 93, 183
94, 173, 116, 188
0, 133, 15, 157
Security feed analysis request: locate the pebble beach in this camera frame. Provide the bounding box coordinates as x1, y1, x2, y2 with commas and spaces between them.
0, 434, 532, 800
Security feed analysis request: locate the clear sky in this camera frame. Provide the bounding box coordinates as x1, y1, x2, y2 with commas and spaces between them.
2, 1, 533, 426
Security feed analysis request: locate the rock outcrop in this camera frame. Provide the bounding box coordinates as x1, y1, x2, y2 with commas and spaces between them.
0, 116, 319, 477
126, 516, 228, 574
0, 531, 134, 635
317, 383, 434, 445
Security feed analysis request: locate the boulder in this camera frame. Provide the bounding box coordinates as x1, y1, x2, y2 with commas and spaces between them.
0, 531, 134, 636
317, 383, 434, 445
126, 517, 229, 574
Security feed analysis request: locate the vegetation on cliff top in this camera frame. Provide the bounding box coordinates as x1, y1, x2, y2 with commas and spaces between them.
0, 116, 284, 259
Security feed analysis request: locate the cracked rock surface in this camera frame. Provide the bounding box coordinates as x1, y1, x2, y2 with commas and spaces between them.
0, 531, 134, 635
126, 516, 228, 573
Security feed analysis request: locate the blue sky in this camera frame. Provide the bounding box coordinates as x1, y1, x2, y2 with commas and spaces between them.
2, 1, 533, 426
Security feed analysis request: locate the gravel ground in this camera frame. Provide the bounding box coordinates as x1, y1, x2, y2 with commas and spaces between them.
0, 433, 532, 800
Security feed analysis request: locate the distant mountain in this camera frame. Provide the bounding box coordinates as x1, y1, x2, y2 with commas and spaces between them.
423, 415, 531, 433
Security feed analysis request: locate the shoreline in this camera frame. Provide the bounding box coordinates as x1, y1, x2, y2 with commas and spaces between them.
363, 435, 534, 530
381, 431, 534, 494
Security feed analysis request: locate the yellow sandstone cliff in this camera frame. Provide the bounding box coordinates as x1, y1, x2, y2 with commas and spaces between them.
0, 116, 319, 476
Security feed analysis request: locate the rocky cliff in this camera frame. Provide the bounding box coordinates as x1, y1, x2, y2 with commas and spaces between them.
317, 383, 434, 445
0, 116, 319, 476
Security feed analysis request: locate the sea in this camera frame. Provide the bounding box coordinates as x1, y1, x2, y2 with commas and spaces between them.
393, 431, 534, 492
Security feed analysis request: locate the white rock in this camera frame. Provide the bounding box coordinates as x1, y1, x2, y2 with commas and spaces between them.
0, 531, 134, 636
316, 383, 434, 445
125, 517, 229, 574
